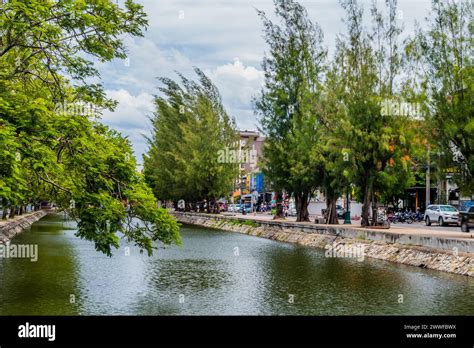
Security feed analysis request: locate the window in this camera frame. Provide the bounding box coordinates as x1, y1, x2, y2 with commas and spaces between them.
440, 206, 458, 212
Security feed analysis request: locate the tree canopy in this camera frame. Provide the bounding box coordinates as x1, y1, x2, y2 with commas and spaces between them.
0, 0, 181, 256
255, 0, 327, 221
144, 68, 239, 212
407, 0, 473, 194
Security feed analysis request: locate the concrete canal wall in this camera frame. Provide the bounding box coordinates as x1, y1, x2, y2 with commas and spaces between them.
173, 212, 474, 277
0, 211, 48, 244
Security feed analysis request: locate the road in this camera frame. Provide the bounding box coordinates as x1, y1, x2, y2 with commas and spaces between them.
390, 221, 457, 232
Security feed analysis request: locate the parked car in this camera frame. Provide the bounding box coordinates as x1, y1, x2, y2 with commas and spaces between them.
459, 206, 474, 232
321, 205, 345, 219
288, 204, 297, 217
424, 204, 459, 226
228, 204, 241, 213
336, 205, 345, 219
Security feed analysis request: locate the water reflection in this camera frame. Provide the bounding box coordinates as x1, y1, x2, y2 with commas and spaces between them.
0, 215, 473, 315
0, 216, 82, 315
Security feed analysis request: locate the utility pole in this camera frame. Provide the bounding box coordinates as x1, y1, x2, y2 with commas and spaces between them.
426, 145, 430, 209
344, 190, 351, 224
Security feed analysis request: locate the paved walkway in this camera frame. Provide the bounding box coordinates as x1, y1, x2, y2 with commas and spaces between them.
0, 211, 39, 227
220, 212, 474, 241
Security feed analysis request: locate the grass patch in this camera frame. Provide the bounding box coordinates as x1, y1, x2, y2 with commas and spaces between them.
225, 219, 258, 228
227, 219, 241, 225
356, 233, 366, 240
242, 220, 258, 227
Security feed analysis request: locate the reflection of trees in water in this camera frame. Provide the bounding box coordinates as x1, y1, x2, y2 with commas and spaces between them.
127, 257, 234, 315
0, 214, 82, 315
2, 216, 473, 315
257, 244, 474, 315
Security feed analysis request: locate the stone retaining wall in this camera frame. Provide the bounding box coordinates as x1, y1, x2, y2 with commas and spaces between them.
173, 212, 474, 277
0, 211, 49, 244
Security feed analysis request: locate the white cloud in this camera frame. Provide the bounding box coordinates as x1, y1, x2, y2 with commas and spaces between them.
206, 58, 264, 130
96, 37, 196, 93
102, 89, 154, 129
100, 90, 155, 162
212, 58, 264, 81
100, 59, 264, 163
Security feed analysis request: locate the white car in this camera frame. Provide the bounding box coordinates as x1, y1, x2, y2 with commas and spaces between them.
288, 206, 297, 216
424, 205, 459, 226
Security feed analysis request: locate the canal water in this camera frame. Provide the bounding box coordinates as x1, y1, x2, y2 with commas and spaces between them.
0, 214, 473, 315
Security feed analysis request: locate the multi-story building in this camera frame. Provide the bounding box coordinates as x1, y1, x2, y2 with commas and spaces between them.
234, 130, 266, 197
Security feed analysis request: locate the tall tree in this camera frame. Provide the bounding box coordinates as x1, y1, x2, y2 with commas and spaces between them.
255, 0, 327, 221
334, 0, 415, 226
311, 58, 350, 224
144, 68, 239, 212
0, 0, 181, 256
407, 0, 473, 195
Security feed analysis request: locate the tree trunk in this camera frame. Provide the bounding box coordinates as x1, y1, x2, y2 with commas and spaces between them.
325, 195, 338, 224
273, 191, 285, 219
214, 198, 220, 214
361, 182, 372, 227
9, 206, 16, 219
2, 199, 7, 219
19, 205, 24, 215
371, 191, 378, 226
295, 192, 310, 222
210, 198, 217, 214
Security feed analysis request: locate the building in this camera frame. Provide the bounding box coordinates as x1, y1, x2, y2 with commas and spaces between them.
238, 130, 264, 174
233, 130, 266, 199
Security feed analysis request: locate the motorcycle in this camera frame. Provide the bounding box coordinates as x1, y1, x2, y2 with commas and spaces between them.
403, 212, 414, 224
396, 211, 414, 224
387, 212, 397, 224
413, 211, 424, 222
388, 211, 413, 224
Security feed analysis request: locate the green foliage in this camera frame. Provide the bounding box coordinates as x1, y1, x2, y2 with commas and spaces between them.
1, 0, 147, 103
318, 0, 420, 225
407, 0, 473, 194
242, 220, 258, 227
0, 0, 180, 256
255, 0, 327, 221
227, 219, 257, 227
255, 0, 420, 224
144, 68, 239, 210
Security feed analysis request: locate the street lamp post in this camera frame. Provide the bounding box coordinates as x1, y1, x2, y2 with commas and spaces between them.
239, 178, 245, 215
344, 190, 351, 224
426, 145, 430, 209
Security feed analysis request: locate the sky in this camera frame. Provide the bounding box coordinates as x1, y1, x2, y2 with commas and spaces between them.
96, 0, 433, 164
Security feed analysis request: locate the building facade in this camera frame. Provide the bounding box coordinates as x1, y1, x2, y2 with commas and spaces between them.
233, 130, 266, 198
